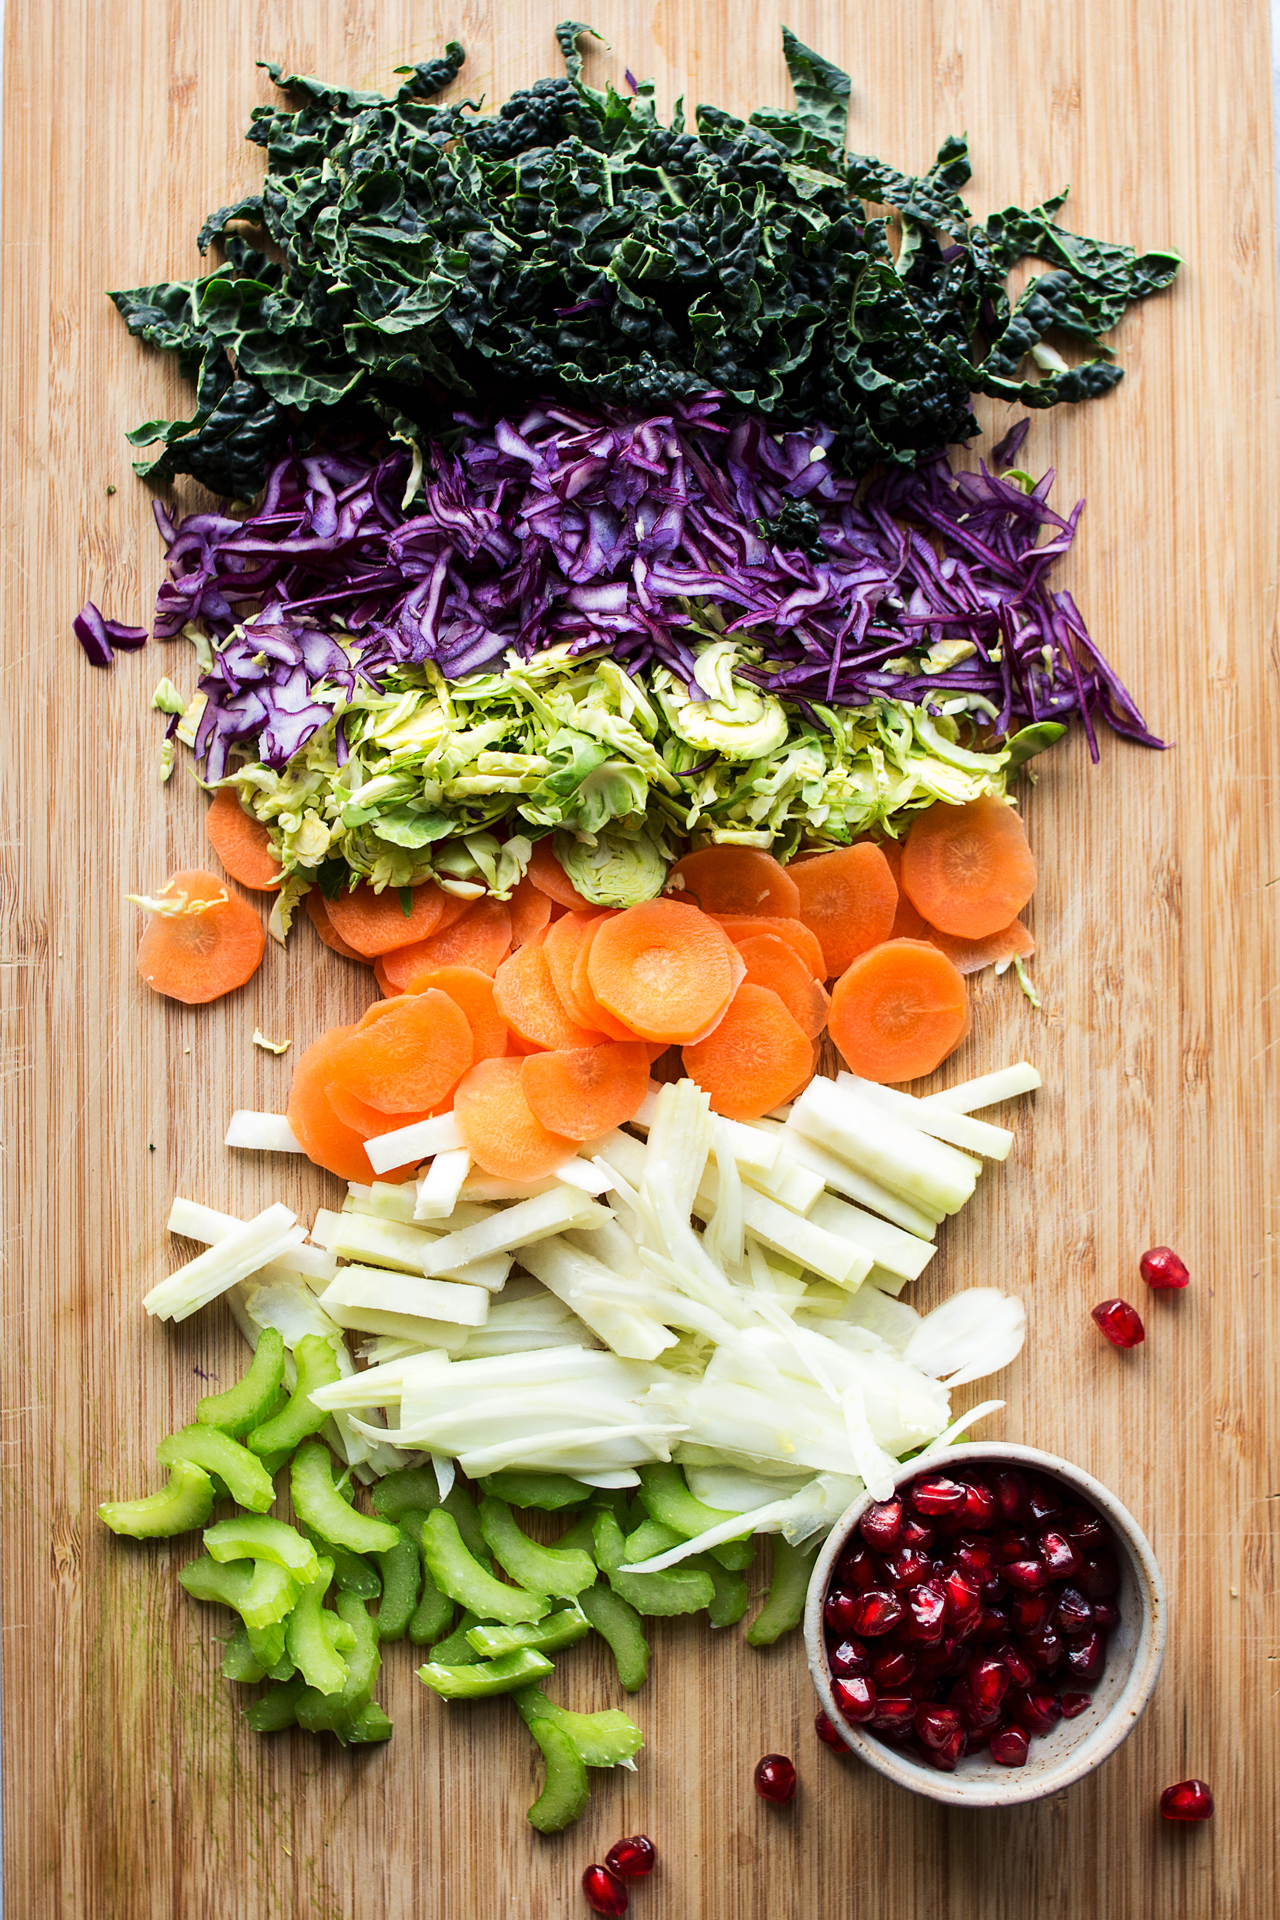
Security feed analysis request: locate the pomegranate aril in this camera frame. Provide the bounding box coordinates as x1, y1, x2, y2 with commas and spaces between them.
898, 1515, 935, 1551
859, 1497, 904, 1550
974, 1605, 1010, 1642
955, 1538, 997, 1581
582, 1866, 629, 1917
923, 1727, 966, 1771
1008, 1590, 1051, 1634
993, 1468, 1031, 1522
824, 1587, 860, 1634
832, 1676, 877, 1723
753, 1753, 797, 1803
883, 1544, 934, 1590
970, 1655, 1010, 1718
1079, 1552, 1120, 1599
1065, 1630, 1108, 1682
1060, 1505, 1111, 1548
1002, 1558, 1050, 1593
605, 1836, 657, 1880
963, 1724, 993, 1753
1038, 1529, 1083, 1577
1159, 1778, 1214, 1821
1013, 1685, 1062, 1735
1020, 1625, 1064, 1673
1054, 1586, 1094, 1635
990, 1725, 1030, 1767
868, 1695, 916, 1737
870, 1650, 915, 1688
1092, 1297, 1145, 1347
1059, 1691, 1093, 1719
943, 1567, 982, 1625
902, 1581, 947, 1644
909, 1474, 967, 1517
814, 1710, 847, 1753
1093, 1598, 1121, 1631
914, 1636, 959, 1674
914, 1703, 963, 1751
996, 1641, 1036, 1689
1026, 1478, 1063, 1523
1141, 1245, 1190, 1291
827, 1637, 871, 1677
846, 1589, 905, 1638
956, 1479, 997, 1530
836, 1545, 881, 1593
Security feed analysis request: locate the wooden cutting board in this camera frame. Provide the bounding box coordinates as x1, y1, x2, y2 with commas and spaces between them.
2, 1, 1276, 1913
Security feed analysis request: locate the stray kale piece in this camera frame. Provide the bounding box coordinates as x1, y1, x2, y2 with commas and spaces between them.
111, 26, 1178, 498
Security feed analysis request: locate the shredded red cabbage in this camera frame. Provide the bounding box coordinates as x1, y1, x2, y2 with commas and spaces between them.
103, 401, 1162, 777
73, 603, 148, 668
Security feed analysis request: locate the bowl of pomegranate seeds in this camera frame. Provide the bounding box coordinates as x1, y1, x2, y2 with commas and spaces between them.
805, 1442, 1166, 1805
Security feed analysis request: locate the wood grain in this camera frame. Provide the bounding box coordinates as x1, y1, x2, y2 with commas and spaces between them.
2, 2, 1277, 1914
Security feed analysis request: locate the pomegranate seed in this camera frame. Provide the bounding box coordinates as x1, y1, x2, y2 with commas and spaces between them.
899, 1515, 935, 1551
1065, 1630, 1108, 1682
993, 1468, 1031, 1522
1038, 1529, 1083, 1577
955, 1538, 996, 1581
827, 1637, 871, 1677
1008, 1590, 1052, 1634
902, 1582, 947, 1644
883, 1544, 935, 1590
1159, 1778, 1214, 1821
605, 1836, 656, 1880
923, 1727, 966, 1771
1092, 1298, 1145, 1348
814, 1710, 847, 1752
963, 1724, 993, 1753
836, 1544, 881, 1592
753, 1754, 797, 1804
868, 1696, 916, 1737
909, 1474, 967, 1517
1141, 1246, 1190, 1290
970, 1656, 1010, 1719
833, 1676, 876, 1723
1093, 1598, 1121, 1631
995, 1529, 1035, 1566
914, 1636, 959, 1674
1060, 1505, 1111, 1548
582, 1865, 628, 1917
870, 1649, 915, 1688
1026, 1478, 1063, 1523
1059, 1690, 1093, 1718
974, 1605, 1010, 1641
824, 1588, 861, 1635
990, 1725, 1030, 1766
948, 1677, 980, 1726
1020, 1624, 1064, 1672
1054, 1586, 1094, 1635
1002, 1559, 1051, 1593
847, 1589, 905, 1637
1013, 1686, 1062, 1735
996, 1641, 1036, 1689
942, 1567, 982, 1625
980, 1576, 1005, 1605
956, 1478, 997, 1530
859, 1497, 904, 1549
1079, 1552, 1120, 1599
914, 1703, 963, 1750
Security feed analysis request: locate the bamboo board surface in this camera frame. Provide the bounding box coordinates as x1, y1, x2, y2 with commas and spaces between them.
2, 1, 1278, 1914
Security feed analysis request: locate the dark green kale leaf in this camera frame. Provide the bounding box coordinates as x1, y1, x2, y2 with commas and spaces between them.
109, 22, 1180, 498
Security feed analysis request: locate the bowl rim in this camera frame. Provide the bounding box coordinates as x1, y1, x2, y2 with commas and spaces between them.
803, 1440, 1167, 1807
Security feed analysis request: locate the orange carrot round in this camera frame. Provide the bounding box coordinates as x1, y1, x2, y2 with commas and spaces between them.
681, 983, 815, 1121
382, 898, 513, 986
326, 1079, 435, 1139
586, 900, 735, 1044
493, 936, 606, 1051
543, 912, 620, 1031
827, 939, 969, 1084
526, 838, 594, 910
204, 788, 282, 891
306, 889, 370, 963
520, 1042, 651, 1141
666, 846, 801, 920
135, 870, 265, 1005
928, 917, 1035, 976
453, 1056, 575, 1180
287, 1030, 417, 1183
327, 990, 474, 1113
791, 843, 898, 977
397, 965, 510, 1062
325, 880, 447, 957
710, 913, 827, 980
569, 915, 635, 1041
900, 796, 1037, 938
509, 876, 554, 949
734, 933, 831, 1039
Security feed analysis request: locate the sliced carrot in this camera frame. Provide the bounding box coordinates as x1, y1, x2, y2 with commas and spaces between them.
900, 796, 1037, 939
734, 933, 831, 1040
526, 838, 594, 911
889, 891, 934, 942
509, 875, 554, 949
205, 788, 282, 891
928, 917, 1035, 976
396, 965, 510, 1062
306, 889, 370, 963
827, 939, 969, 1084
135, 869, 265, 1005
666, 846, 801, 920
543, 913, 616, 1031
381, 898, 513, 988
521, 1042, 651, 1141
710, 913, 827, 981
587, 901, 736, 1044
326, 1079, 435, 1139
681, 983, 815, 1121
570, 915, 636, 1042
453, 1056, 575, 1181
493, 936, 607, 1052
287, 1030, 417, 1182
324, 880, 448, 958
326, 990, 474, 1113
791, 843, 898, 978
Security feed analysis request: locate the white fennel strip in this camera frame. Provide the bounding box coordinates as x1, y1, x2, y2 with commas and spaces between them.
922, 1062, 1042, 1113
224, 1110, 305, 1153
144, 1204, 305, 1323
837, 1074, 1014, 1161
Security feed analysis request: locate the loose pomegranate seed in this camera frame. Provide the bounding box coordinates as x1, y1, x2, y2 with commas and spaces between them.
1093, 1598, 1121, 1631
833, 1676, 877, 1723
859, 1497, 904, 1550
1159, 1779, 1214, 1821
605, 1837, 656, 1880
824, 1588, 861, 1635
582, 1865, 628, 1916
974, 1605, 1010, 1642
990, 1725, 1030, 1767
902, 1582, 947, 1644
1065, 1630, 1108, 1681
956, 1478, 997, 1530
868, 1696, 916, 1737
996, 1640, 1036, 1689
1054, 1585, 1093, 1635
828, 1637, 871, 1677
836, 1544, 881, 1592
1079, 1552, 1120, 1599
1008, 1590, 1052, 1634
814, 1710, 847, 1753
1002, 1559, 1051, 1593
1020, 1624, 1065, 1672
1059, 1691, 1093, 1718
942, 1567, 982, 1625
970, 1655, 1010, 1719
1141, 1246, 1190, 1291
909, 1474, 967, 1517
1013, 1686, 1063, 1735
1026, 1478, 1063, 1523
955, 1537, 997, 1581
995, 1529, 1035, 1566
883, 1544, 935, 1590
899, 1515, 935, 1551
993, 1468, 1031, 1522
870, 1649, 914, 1688
753, 1754, 797, 1804
847, 1589, 905, 1637
914, 1703, 964, 1751
1060, 1505, 1111, 1548
924, 1727, 966, 1771
1092, 1297, 1145, 1347
1038, 1529, 1083, 1578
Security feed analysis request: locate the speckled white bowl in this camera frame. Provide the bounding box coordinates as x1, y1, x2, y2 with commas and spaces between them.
804, 1441, 1166, 1807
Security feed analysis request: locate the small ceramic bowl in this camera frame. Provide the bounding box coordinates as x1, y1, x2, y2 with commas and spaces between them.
804, 1441, 1166, 1807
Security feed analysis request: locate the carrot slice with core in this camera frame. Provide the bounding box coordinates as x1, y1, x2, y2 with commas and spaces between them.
453, 1057, 575, 1181
135, 870, 265, 1005
385, 898, 513, 985
587, 900, 735, 1044
324, 880, 447, 957
827, 939, 969, 1084
326, 990, 474, 1113
734, 934, 831, 1040
520, 1042, 651, 1140
791, 844, 898, 978
509, 876, 554, 949
205, 788, 282, 891
287, 1031, 417, 1182
493, 936, 606, 1052
681, 983, 815, 1121
396, 966, 510, 1062
526, 839, 594, 911
569, 915, 634, 1042
710, 914, 827, 980
666, 846, 801, 920
900, 796, 1037, 939
306, 889, 370, 963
